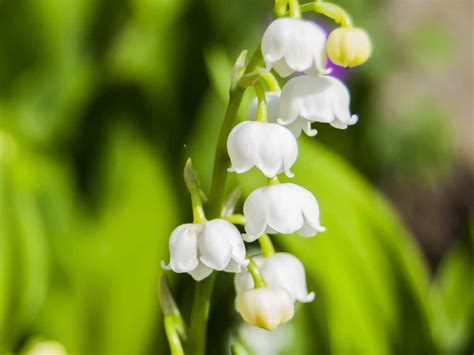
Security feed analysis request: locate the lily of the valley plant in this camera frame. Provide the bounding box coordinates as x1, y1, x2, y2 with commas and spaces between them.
159, 0, 371, 354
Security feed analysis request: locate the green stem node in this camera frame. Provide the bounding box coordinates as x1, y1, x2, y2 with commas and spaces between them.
188, 273, 216, 354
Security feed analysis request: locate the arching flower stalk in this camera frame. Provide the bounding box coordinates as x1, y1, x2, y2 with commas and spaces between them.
160, 0, 371, 353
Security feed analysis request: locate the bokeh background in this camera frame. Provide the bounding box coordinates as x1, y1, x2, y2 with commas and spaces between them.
0, 0, 472, 354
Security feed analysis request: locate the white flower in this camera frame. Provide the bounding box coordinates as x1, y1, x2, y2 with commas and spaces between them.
235, 252, 314, 303
235, 286, 294, 331
162, 219, 248, 281
262, 18, 329, 77
227, 121, 298, 178
278, 75, 358, 136
243, 183, 325, 242
248, 91, 317, 137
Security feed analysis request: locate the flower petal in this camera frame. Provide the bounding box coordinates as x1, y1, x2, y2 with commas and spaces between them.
167, 223, 200, 273
243, 188, 269, 242
265, 184, 306, 234
227, 122, 260, 174
198, 219, 237, 270
189, 262, 213, 281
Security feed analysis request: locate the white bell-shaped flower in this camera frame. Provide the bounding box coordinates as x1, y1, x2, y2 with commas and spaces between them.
262, 18, 329, 77
235, 252, 314, 303
248, 91, 317, 137
243, 183, 325, 242
235, 286, 294, 331
162, 219, 248, 281
279, 75, 358, 136
227, 121, 298, 178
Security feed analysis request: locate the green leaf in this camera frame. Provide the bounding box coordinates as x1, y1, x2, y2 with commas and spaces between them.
0, 134, 49, 351
258, 138, 437, 354
37, 124, 180, 354
429, 232, 474, 354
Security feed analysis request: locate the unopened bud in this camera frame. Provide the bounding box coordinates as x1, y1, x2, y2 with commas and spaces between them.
235, 286, 294, 331
326, 27, 371, 68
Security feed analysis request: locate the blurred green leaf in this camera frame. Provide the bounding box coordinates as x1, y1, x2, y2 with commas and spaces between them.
0, 134, 49, 351
36, 124, 180, 354
429, 231, 474, 354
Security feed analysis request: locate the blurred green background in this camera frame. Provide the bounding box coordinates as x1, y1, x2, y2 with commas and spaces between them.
0, 0, 472, 354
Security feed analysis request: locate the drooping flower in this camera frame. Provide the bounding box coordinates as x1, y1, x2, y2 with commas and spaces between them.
243, 183, 325, 242
278, 75, 358, 136
227, 121, 298, 178
235, 252, 314, 303
162, 219, 248, 281
235, 286, 294, 331
248, 91, 317, 137
326, 27, 372, 68
261, 18, 329, 77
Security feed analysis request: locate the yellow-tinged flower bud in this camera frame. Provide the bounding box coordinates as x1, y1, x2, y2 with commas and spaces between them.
326, 27, 372, 68
235, 286, 294, 331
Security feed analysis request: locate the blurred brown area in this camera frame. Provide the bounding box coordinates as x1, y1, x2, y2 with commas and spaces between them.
380, 0, 473, 271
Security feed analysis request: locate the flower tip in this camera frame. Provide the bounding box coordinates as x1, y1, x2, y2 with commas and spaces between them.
301, 291, 316, 303
277, 118, 290, 126
243, 233, 258, 243
161, 260, 171, 270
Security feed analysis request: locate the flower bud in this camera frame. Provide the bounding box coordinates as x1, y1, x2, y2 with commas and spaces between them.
235, 252, 315, 304
326, 27, 371, 68
235, 286, 294, 331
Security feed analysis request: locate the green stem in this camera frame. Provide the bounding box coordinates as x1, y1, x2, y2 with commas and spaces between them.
274, 0, 288, 17
288, 0, 301, 18
247, 257, 267, 288
207, 48, 263, 218
165, 315, 185, 355
300, 2, 353, 27
225, 214, 246, 225
258, 234, 276, 258
190, 186, 206, 223
257, 69, 280, 92
187, 273, 216, 355
253, 80, 268, 123
267, 176, 280, 185
188, 47, 263, 355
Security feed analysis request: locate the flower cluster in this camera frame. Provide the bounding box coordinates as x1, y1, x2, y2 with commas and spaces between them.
161, 0, 371, 350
